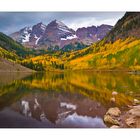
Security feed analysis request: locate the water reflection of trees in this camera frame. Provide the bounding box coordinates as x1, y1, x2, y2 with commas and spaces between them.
0, 72, 140, 111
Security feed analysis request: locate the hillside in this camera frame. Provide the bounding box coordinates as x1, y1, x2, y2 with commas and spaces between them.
2, 12, 140, 72
0, 32, 34, 58
0, 58, 33, 72
105, 12, 140, 42
0, 46, 19, 62
0, 46, 34, 72
22, 12, 140, 71
25, 37, 140, 71
65, 12, 140, 71
66, 38, 140, 70
0, 33, 35, 72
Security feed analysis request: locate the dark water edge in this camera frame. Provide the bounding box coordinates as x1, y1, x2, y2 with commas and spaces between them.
0, 71, 139, 128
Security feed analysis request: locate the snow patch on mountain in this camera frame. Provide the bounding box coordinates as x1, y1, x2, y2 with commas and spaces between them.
40, 24, 46, 30
18, 27, 32, 43
61, 35, 77, 40
58, 27, 71, 33
60, 102, 77, 110
56, 20, 67, 27
36, 37, 41, 45
33, 35, 41, 45
22, 34, 30, 43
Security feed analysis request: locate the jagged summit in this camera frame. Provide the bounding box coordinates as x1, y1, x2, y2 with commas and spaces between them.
10, 19, 112, 49
48, 19, 67, 27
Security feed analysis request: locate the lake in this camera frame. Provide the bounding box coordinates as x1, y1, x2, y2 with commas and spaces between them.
0, 71, 139, 128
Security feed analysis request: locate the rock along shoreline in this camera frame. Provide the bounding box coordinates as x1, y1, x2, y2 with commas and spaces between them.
104, 105, 140, 128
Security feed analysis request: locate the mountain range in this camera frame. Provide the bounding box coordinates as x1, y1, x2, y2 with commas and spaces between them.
2, 12, 140, 72
10, 20, 112, 50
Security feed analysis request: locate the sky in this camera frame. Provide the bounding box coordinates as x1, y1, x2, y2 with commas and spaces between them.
0, 12, 125, 35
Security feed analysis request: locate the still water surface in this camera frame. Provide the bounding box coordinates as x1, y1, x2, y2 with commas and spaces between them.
0, 71, 140, 128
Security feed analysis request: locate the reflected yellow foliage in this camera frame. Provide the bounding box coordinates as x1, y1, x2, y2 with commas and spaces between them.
14, 72, 140, 107
1, 71, 140, 109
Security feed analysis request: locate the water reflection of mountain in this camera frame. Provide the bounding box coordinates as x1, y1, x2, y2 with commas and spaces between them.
11, 93, 107, 128
0, 71, 140, 127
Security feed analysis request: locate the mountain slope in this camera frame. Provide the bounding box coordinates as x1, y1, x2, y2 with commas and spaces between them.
0, 32, 33, 58
105, 12, 140, 42
0, 46, 19, 62
0, 32, 35, 72
66, 38, 140, 70
23, 37, 140, 71
0, 45, 33, 72
0, 58, 33, 72
64, 12, 140, 71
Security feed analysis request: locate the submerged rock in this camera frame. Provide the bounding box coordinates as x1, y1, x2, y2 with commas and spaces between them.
106, 107, 121, 117
104, 115, 120, 125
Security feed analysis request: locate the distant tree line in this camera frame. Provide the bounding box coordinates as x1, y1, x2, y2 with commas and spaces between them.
51, 61, 64, 70
21, 60, 44, 71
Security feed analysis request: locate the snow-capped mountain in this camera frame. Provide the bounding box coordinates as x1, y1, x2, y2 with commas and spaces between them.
10, 20, 112, 50
29, 22, 46, 46
10, 27, 32, 43
38, 20, 78, 49
10, 22, 47, 48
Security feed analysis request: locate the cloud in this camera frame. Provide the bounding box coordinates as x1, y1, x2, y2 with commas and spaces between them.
0, 12, 125, 34
66, 17, 120, 30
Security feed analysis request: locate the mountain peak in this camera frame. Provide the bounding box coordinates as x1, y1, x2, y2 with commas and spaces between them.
36, 22, 44, 26
47, 19, 67, 28
21, 26, 32, 32
34, 22, 46, 30
38, 22, 43, 24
